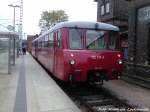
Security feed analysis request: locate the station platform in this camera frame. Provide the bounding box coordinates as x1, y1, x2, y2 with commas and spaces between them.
103, 80, 150, 110
0, 53, 81, 112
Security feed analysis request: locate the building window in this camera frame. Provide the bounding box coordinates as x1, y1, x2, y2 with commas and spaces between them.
100, 5, 105, 15
106, 2, 110, 13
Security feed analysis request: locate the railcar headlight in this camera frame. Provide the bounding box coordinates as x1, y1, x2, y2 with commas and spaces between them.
69, 59, 75, 65
118, 60, 123, 65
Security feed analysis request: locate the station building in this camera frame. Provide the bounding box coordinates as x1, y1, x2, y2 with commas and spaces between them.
95, 0, 129, 59
127, 0, 150, 65
124, 0, 150, 84
95, 0, 128, 31
95, 0, 150, 86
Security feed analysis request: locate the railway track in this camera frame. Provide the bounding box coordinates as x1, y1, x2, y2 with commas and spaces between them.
62, 84, 136, 112
35, 57, 137, 112
35, 56, 136, 112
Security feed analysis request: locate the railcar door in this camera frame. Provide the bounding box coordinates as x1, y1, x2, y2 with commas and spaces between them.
54, 32, 57, 74
35, 41, 38, 57
53, 30, 63, 80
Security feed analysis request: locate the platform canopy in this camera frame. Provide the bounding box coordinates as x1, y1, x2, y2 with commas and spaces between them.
0, 25, 18, 37
0, 27, 19, 74
0, 25, 9, 32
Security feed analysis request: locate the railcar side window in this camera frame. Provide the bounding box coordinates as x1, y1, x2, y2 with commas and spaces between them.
48, 33, 54, 48
44, 35, 49, 48
42, 36, 45, 48
86, 30, 106, 50
32, 42, 34, 47
38, 39, 42, 48
69, 29, 82, 49
57, 30, 62, 48
35, 41, 38, 47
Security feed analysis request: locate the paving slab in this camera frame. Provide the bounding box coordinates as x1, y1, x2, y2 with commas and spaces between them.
25, 53, 81, 112
0, 53, 81, 112
0, 56, 20, 112
103, 80, 150, 110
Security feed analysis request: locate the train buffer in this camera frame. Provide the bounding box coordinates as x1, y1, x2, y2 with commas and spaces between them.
0, 53, 81, 112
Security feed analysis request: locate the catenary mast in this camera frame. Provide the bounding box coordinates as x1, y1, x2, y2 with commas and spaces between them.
19, 0, 23, 41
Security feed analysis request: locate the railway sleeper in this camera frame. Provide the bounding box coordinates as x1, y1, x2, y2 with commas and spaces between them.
81, 95, 106, 100
87, 100, 115, 107
86, 99, 113, 105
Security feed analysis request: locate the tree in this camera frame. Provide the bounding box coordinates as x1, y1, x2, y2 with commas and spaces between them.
39, 10, 68, 31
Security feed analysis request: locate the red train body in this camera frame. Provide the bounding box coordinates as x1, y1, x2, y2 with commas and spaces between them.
27, 35, 37, 53
32, 21, 123, 84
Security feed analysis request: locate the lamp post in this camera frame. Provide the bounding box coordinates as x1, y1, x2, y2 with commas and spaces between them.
8, 4, 20, 32
8, 4, 20, 66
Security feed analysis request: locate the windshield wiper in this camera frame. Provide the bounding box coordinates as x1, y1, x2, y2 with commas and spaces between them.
86, 35, 104, 49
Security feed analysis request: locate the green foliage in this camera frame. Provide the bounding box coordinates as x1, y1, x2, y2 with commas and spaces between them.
39, 10, 68, 30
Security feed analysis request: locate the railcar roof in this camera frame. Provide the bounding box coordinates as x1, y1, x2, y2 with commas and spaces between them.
52, 21, 119, 31
34, 21, 119, 41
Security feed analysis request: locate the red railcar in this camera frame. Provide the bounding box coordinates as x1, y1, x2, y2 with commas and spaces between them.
32, 21, 123, 84
27, 35, 37, 53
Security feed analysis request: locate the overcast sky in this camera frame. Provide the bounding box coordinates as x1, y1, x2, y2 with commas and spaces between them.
0, 0, 97, 35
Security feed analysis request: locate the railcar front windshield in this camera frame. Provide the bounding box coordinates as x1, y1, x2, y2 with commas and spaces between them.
86, 30, 106, 50
69, 28, 118, 50
69, 29, 83, 49
86, 30, 118, 50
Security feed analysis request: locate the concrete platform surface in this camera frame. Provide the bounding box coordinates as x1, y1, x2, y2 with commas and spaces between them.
103, 80, 150, 110
0, 53, 81, 112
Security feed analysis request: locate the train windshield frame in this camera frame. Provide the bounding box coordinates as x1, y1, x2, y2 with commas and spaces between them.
69, 28, 119, 50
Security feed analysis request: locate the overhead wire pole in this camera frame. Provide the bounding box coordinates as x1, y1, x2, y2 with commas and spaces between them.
20, 0, 23, 40
18, 0, 23, 49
